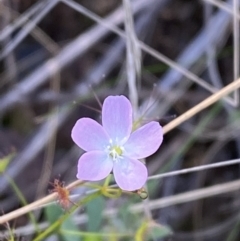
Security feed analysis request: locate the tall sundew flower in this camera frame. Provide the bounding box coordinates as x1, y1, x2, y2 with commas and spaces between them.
71, 95, 163, 191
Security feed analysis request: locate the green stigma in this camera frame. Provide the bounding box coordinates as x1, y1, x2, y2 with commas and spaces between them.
113, 146, 123, 155
110, 146, 123, 159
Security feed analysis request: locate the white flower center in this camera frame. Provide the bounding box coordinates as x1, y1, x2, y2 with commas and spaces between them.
107, 139, 124, 161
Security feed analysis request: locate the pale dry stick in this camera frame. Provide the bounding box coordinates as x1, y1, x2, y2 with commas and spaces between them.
0, 2, 61, 203
80, 179, 240, 217
233, 0, 240, 105
154, 0, 235, 110
2, 180, 240, 238
0, 0, 47, 41
61, 0, 236, 105
123, 0, 141, 112
75, 1, 162, 94
123, 0, 152, 220
204, 2, 223, 90
0, 4, 65, 203
0, 3, 60, 54
0, 0, 152, 115
0, 177, 239, 239
0, 0, 235, 112
203, 0, 240, 106
32, 43, 60, 196
31, 21, 61, 203
163, 77, 240, 134
1, 158, 240, 228
2, 177, 240, 229
35, 64, 60, 201
0, 3, 60, 89
4, 159, 240, 224
202, 0, 240, 19
140, 41, 235, 106
148, 158, 240, 181
0, 0, 59, 60
127, 179, 240, 213
0, 180, 84, 225
0, 1, 18, 84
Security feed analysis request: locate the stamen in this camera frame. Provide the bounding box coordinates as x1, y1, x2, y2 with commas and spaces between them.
109, 145, 123, 161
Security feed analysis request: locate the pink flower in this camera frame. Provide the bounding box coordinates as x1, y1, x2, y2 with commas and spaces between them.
71, 95, 163, 191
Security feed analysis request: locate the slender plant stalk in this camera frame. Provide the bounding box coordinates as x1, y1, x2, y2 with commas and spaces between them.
163, 77, 240, 134
5, 174, 40, 233
33, 191, 101, 241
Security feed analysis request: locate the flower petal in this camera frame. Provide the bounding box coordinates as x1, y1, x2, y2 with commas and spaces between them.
77, 151, 113, 181
71, 118, 110, 151
102, 96, 132, 144
113, 157, 147, 191
124, 121, 163, 159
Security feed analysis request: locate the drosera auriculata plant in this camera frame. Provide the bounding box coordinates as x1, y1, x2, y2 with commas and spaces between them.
71, 95, 163, 192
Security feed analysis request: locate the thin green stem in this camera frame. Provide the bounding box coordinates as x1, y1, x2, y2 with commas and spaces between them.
5, 174, 40, 233
33, 191, 101, 241
103, 174, 112, 187
60, 229, 132, 238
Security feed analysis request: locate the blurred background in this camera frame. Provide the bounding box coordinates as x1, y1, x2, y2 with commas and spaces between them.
0, 0, 240, 240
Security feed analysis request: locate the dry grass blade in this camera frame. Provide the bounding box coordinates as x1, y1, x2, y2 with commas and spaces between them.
0, 0, 59, 60
0, 0, 151, 115
148, 158, 240, 180
1, 176, 240, 226
128, 179, 240, 212
123, 0, 141, 111
0, 0, 47, 42
202, 0, 240, 19
233, 0, 240, 105
163, 78, 240, 134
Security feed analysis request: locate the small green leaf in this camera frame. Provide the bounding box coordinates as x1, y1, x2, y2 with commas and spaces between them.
86, 196, 105, 232
0, 153, 15, 173
119, 201, 140, 231
61, 217, 80, 241
148, 224, 172, 240
84, 235, 102, 241
45, 205, 63, 225
45, 205, 80, 241
135, 221, 172, 241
